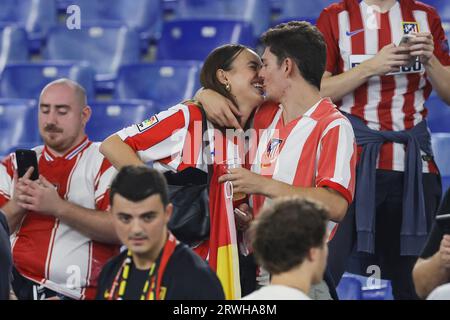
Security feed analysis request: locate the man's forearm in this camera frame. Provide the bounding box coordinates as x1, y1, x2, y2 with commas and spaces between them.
260, 179, 348, 222
413, 255, 450, 299
53, 200, 120, 245
320, 63, 373, 102
1, 201, 26, 234
424, 56, 450, 105
100, 134, 145, 170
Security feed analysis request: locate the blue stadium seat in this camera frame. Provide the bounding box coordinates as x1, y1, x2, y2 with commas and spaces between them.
432, 133, 450, 193
0, 62, 96, 99
114, 61, 202, 110
0, 0, 57, 52
86, 100, 156, 141
157, 19, 255, 61
275, 0, 336, 25
44, 25, 140, 93
0, 26, 29, 64
426, 94, 450, 133
336, 272, 393, 300
172, 0, 271, 40
0, 99, 39, 156
59, 0, 163, 51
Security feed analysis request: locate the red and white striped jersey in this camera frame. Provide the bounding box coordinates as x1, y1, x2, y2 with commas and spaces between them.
0, 137, 118, 300
250, 99, 357, 222
116, 102, 247, 173
317, 0, 450, 172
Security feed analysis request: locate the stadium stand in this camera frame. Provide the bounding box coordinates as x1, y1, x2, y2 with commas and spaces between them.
171, 0, 271, 40
0, 26, 29, 67
58, 0, 163, 51
336, 272, 393, 300
0, 61, 96, 99
114, 61, 202, 110
431, 133, 450, 193
0, 0, 57, 52
86, 99, 156, 141
0, 99, 39, 156
43, 25, 140, 93
156, 19, 255, 61
274, 0, 337, 25
426, 93, 450, 133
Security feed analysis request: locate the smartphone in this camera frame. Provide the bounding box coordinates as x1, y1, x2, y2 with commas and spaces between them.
436, 214, 450, 235
234, 208, 248, 217
15, 149, 39, 180
398, 34, 415, 47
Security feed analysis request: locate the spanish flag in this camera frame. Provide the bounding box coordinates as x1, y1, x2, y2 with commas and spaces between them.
208, 163, 241, 300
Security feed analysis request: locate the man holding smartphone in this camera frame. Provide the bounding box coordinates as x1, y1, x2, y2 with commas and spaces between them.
0, 79, 119, 299
413, 188, 450, 299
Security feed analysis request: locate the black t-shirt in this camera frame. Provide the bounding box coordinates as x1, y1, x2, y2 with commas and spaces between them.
0, 211, 11, 300
96, 243, 225, 300
421, 188, 450, 259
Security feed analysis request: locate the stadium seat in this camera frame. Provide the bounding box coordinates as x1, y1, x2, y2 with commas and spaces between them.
114, 61, 202, 110
0, 26, 29, 66
171, 0, 271, 40
0, 0, 58, 52
0, 99, 39, 156
275, 0, 336, 25
59, 0, 163, 51
431, 133, 450, 193
44, 25, 140, 93
336, 272, 393, 300
86, 100, 156, 141
426, 94, 450, 133
157, 19, 255, 61
0, 62, 96, 99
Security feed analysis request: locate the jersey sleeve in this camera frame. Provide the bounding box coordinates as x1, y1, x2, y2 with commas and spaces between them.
115, 104, 201, 167
315, 118, 357, 204
0, 154, 15, 208
429, 7, 450, 66
94, 157, 116, 211
317, 7, 341, 75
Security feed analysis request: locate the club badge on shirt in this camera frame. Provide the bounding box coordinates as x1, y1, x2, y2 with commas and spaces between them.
137, 115, 159, 132
261, 138, 283, 168
402, 21, 419, 34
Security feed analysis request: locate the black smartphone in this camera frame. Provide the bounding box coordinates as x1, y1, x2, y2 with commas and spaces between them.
15, 149, 39, 180
436, 214, 450, 235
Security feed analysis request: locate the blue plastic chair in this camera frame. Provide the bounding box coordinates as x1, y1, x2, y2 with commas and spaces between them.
336, 276, 362, 300
44, 25, 140, 93
426, 94, 450, 133
114, 61, 202, 110
0, 99, 39, 156
59, 0, 163, 51
86, 100, 156, 141
157, 19, 255, 61
0, 26, 29, 64
336, 272, 393, 300
275, 0, 336, 25
172, 0, 271, 40
0, 62, 96, 99
0, 0, 57, 52
432, 133, 450, 193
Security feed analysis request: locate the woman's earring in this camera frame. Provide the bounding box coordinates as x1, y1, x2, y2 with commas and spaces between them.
225, 82, 231, 92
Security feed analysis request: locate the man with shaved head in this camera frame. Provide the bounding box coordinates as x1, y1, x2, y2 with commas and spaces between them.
0, 79, 119, 300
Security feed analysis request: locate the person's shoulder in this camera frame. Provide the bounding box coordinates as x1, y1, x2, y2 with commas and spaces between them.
101, 250, 127, 274
171, 243, 211, 270
410, 0, 441, 17
320, 0, 347, 17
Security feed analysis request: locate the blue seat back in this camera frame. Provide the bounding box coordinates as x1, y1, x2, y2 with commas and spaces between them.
114, 61, 202, 110
0, 62, 96, 99
0, 99, 39, 155
86, 100, 156, 141
157, 19, 255, 61
276, 0, 336, 24
426, 94, 450, 133
173, 0, 271, 39
0, 26, 29, 63
44, 25, 140, 78
432, 133, 450, 192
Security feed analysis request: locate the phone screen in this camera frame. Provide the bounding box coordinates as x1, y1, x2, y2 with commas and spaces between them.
436, 214, 450, 235
15, 149, 39, 180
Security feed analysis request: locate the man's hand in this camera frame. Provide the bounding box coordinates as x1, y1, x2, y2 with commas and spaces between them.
234, 203, 253, 232
438, 235, 450, 270
16, 175, 64, 216
9, 167, 35, 213
363, 43, 411, 76
409, 32, 435, 65
218, 167, 268, 196
196, 89, 242, 129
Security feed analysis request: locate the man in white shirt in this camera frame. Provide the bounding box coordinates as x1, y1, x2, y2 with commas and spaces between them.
243, 197, 329, 300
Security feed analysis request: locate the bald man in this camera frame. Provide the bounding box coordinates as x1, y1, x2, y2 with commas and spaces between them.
0, 79, 119, 300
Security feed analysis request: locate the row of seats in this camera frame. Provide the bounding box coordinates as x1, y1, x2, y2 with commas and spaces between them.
0, 60, 202, 110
